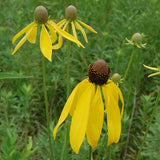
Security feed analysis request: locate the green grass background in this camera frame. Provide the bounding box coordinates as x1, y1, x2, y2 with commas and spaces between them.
0, 0, 160, 159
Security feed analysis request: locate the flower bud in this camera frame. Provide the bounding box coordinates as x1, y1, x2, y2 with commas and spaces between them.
65, 5, 77, 20
88, 59, 111, 85
34, 6, 48, 24
112, 73, 121, 83
131, 33, 142, 44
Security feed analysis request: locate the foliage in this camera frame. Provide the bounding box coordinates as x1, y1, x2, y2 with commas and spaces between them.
0, 0, 160, 159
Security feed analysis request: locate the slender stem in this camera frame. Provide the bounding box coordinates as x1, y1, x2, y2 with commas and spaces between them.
89, 146, 93, 160
121, 47, 135, 88
67, 39, 71, 98
42, 56, 53, 160
108, 145, 111, 160
61, 26, 71, 160
136, 87, 160, 160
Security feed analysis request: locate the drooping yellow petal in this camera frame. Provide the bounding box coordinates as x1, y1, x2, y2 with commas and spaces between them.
27, 25, 37, 44
40, 24, 52, 61
48, 20, 84, 48
148, 72, 160, 77
110, 81, 124, 118
109, 82, 119, 102
53, 78, 90, 139
70, 83, 92, 154
12, 26, 34, 55
75, 21, 88, 43
46, 23, 57, 44
69, 79, 90, 116
52, 36, 63, 50
143, 64, 159, 71
57, 19, 66, 27
51, 21, 70, 49
12, 22, 35, 44
78, 20, 97, 33
102, 85, 121, 146
86, 86, 104, 149
117, 86, 124, 118
107, 97, 121, 146
71, 22, 80, 47
63, 20, 69, 31
53, 82, 79, 139
71, 22, 78, 40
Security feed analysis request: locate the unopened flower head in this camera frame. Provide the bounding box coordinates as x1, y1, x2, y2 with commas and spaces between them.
112, 73, 121, 84
132, 33, 142, 44
53, 59, 124, 154
143, 64, 160, 77
125, 32, 146, 48
12, 5, 83, 61
57, 5, 97, 45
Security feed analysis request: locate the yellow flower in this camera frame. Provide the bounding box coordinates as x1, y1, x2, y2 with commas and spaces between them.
12, 6, 84, 61
53, 60, 124, 154
56, 5, 97, 48
143, 64, 160, 77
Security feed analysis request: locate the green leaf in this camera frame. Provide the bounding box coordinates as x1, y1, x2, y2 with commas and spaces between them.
0, 72, 33, 79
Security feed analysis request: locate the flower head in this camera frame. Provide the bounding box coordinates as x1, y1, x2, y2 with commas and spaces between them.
57, 5, 97, 47
143, 64, 160, 77
53, 59, 124, 153
112, 73, 122, 85
125, 33, 146, 48
12, 5, 84, 61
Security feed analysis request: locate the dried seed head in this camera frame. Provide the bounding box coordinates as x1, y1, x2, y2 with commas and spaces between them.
34, 6, 48, 24
112, 73, 121, 83
88, 59, 111, 85
131, 33, 142, 44
65, 5, 77, 20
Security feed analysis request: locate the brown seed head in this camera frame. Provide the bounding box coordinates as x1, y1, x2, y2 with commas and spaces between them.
88, 59, 111, 85
131, 33, 142, 44
65, 5, 77, 20
34, 6, 48, 24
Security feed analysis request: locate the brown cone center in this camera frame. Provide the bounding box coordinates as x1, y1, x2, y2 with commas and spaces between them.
88, 59, 111, 85
34, 6, 48, 24
65, 5, 77, 20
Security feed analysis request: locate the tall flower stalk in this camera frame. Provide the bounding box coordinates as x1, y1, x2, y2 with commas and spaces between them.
11, 5, 85, 160
12, 6, 83, 61
42, 56, 54, 159
57, 5, 97, 159
61, 26, 71, 160
123, 33, 146, 160
122, 46, 135, 84
122, 33, 146, 87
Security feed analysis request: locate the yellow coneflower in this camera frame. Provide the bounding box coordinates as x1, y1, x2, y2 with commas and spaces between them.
53, 59, 124, 153
56, 5, 97, 48
12, 5, 84, 61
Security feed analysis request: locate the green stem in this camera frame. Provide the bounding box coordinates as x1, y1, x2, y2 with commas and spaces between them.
61, 26, 71, 160
108, 145, 111, 160
89, 146, 93, 160
42, 56, 54, 160
121, 47, 135, 88
67, 40, 71, 98
136, 87, 160, 160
